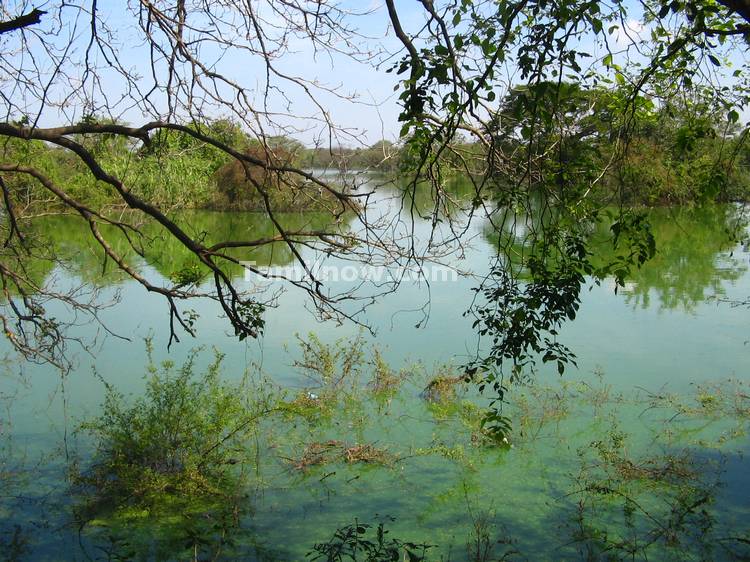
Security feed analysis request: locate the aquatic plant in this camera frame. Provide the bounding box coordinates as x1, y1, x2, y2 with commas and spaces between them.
306, 519, 434, 561
292, 332, 367, 392
283, 440, 392, 472
342, 443, 392, 465
368, 349, 405, 396
421, 368, 465, 403
568, 420, 723, 560
78, 350, 254, 499
55, 337, 750, 560
464, 499, 522, 562
284, 333, 406, 425
73, 344, 278, 558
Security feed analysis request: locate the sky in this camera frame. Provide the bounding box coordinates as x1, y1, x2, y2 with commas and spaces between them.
3, 0, 748, 146
63, 0, 415, 146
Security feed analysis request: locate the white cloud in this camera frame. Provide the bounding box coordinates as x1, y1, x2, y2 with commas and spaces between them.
614, 18, 647, 46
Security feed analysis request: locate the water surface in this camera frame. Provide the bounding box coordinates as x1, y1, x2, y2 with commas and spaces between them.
1, 186, 749, 559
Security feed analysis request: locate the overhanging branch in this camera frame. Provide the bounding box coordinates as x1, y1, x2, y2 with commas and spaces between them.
0, 8, 46, 35
717, 0, 750, 25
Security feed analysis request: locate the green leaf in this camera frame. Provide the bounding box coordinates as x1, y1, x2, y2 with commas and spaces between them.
434, 44, 449, 57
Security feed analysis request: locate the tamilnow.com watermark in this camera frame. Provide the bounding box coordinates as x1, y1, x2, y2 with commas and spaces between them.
240, 262, 459, 283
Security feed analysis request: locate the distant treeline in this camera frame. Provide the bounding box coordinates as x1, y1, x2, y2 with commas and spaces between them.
2, 86, 749, 214
298, 141, 401, 172
0, 121, 370, 213
482, 83, 750, 206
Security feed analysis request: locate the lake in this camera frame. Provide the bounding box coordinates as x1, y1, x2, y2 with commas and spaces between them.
1, 179, 749, 560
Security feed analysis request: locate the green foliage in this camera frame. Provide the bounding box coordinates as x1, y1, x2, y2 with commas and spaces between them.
383, 0, 750, 412
469, 207, 657, 433
212, 143, 355, 211
368, 348, 405, 397
302, 140, 401, 172
421, 369, 465, 403
615, 94, 749, 205
280, 332, 370, 423
307, 520, 434, 561
167, 263, 205, 286
0, 117, 358, 213
478, 410, 513, 447
468, 230, 592, 388
77, 348, 250, 501
292, 331, 368, 392
73, 344, 276, 557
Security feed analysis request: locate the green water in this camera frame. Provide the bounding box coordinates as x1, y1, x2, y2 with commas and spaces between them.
1, 188, 749, 560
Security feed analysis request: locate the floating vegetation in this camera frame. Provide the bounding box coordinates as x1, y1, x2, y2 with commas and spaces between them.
283, 440, 392, 472
283, 389, 337, 423
421, 368, 465, 403
368, 349, 405, 396
285, 440, 342, 471
342, 443, 392, 465
5, 334, 746, 560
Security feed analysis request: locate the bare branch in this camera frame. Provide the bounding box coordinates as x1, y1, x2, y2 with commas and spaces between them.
0, 8, 46, 36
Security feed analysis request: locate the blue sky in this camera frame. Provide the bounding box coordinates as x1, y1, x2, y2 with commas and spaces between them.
92, 1, 412, 146
5, 0, 748, 145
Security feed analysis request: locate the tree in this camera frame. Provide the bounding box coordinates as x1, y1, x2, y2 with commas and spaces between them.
381, 0, 749, 411
0, 1, 747, 389
0, 2, 404, 366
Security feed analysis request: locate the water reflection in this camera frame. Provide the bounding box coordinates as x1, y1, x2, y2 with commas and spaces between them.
5, 210, 348, 292
620, 205, 748, 311
482, 203, 748, 311
1, 199, 750, 559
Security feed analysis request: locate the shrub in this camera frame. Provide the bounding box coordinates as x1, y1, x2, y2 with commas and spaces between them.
71, 345, 283, 558
212, 144, 359, 211
73, 345, 277, 542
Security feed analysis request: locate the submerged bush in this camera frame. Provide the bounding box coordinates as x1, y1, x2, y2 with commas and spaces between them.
78, 349, 256, 500
280, 332, 370, 423
59, 336, 750, 560
368, 349, 406, 396
73, 344, 277, 557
